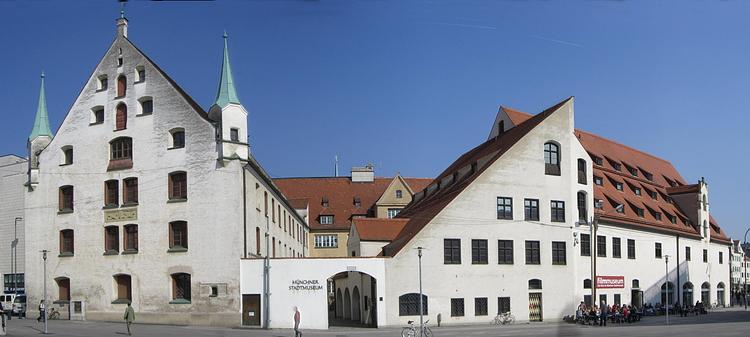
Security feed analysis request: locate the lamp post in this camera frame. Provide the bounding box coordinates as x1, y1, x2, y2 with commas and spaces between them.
664, 254, 670, 325
41, 250, 48, 334
417, 246, 424, 337
744, 228, 749, 310
13, 217, 22, 295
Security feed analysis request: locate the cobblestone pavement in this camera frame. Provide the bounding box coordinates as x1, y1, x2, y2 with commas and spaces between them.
3, 309, 749, 337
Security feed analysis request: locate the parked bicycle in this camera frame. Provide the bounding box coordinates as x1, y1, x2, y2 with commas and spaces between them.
492, 311, 515, 325
401, 319, 433, 337
47, 307, 60, 320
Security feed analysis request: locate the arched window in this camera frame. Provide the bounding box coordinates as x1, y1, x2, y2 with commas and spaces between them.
169, 128, 185, 149
717, 282, 725, 306
528, 279, 542, 290
117, 75, 127, 97
109, 137, 133, 170
114, 274, 132, 303
701, 282, 710, 304
59, 229, 74, 255
55, 277, 71, 301
577, 191, 587, 222
661, 282, 675, 304
683, 282, 694, 305
115, 103, 127, 130
135, 65, 146, 83
97, 75, 108, 91
169, 221, 188, 251
583, 279, 592, 289
168, 171, 187, 200
577, 158, 587, 184
632, 279, 640, 289
544, 142, 560, 176
124, 224, 138, 252
61, 146, 73, 165
171, 273, 191, 302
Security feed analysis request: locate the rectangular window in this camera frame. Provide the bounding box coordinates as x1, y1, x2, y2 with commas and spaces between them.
497, 297, 511, 314
314, 235, 338, 248
141, 99, 153, 114
115, 275, 132, 301
57, 278, 70, 301
444, 239, 461, 264
578, 159, 587, 184
169, 172, 187, 200
685, 247, 691, 261
105, 226, 119, 253
319, 215, 334, 225
578, 193, 587, 222
597, 235, 606, 257
471, 239, 488, 264
703, 249, 708, 263
525, 240, 540, 265
59, 186, 74, 212
614, 294, 621, 306
612, 237, 621, 258
655, 242, 662, 258
451, 298, 464, 317
496, 197, 513, 220
474, 297, 488, 316
627, 239, 636, 259
552, 241, 566, 265
123, 178, 138, 204
169, 221, 188, 250
105, 180, 119, 207
524, 199, 539, 221
387, 208, 401, 219
580, 234, 591, 257
172, 273, 191, 301
230, 128, 239, 142
551, 200, 565, 222
124, 225, 138, 252
719, 251, 723, 264
59, 230, 74, 255
497, 240, 514, 264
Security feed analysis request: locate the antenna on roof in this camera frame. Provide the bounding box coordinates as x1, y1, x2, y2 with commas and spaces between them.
334, 155, 339, 177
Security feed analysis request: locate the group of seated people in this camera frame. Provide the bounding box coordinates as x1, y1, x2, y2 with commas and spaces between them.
676, 301, 708, 316
575, 302, 642, 325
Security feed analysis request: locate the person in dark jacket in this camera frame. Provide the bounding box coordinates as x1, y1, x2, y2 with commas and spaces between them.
599, 301, 608, 326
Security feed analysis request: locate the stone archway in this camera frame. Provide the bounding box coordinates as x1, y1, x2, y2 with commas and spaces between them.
352, 286, 361, 322
327, 270, 378, 328
336, 288, 343, 318
343, 288, 351, 320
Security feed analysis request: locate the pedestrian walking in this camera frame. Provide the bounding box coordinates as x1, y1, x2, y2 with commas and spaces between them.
293, 306, 302, 337
123, 303, 135, 335
0, 302, 6, 336
37, 300, 45, 323
599, 301, 608, 326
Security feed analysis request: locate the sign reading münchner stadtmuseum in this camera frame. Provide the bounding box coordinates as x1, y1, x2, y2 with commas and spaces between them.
289, 279, 324, 291
596, 276, 625, 288
104, 208, 138, 222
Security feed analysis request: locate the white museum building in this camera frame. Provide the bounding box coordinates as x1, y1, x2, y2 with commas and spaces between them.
24, 15, 308, 326
240, 97, 732, 329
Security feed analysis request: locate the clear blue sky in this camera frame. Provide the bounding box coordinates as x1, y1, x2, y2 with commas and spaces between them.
1, 1, 748, 239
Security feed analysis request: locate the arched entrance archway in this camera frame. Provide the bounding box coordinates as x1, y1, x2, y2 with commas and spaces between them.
343, 288, 351, 320
327, 270, 378, 328
352, 287, 361, 322
701, 282, 710, 304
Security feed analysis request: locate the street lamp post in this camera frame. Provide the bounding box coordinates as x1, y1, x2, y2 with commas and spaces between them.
41, 250, 48, 334
744, 227, 749, 310
664, 255, 670, 325
417, 247, 424, 337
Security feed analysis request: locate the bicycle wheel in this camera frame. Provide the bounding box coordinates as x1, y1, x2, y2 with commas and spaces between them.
507, 315, 515, 324
424, 327, 433, 337
401, 328, 416, 337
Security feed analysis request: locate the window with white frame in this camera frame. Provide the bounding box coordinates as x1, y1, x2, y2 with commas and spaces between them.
314, 234, 338, 248
319, 215, 334, 225
387, 208, 401, 218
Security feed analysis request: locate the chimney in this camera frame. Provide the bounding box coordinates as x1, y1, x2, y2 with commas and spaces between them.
116, 11, 128, 38
351, 164, 374, 183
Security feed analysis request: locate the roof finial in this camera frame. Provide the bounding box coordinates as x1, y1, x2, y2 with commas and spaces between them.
213, 31, 241, 108
29, 72, 53, 141
223, 30, 228, 39
120, 0, 126, 19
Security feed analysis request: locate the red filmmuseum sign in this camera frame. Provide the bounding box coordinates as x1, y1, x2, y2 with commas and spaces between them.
596, 276, 625, 288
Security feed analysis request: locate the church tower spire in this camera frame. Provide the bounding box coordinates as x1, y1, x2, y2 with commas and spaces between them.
214, 32, 241, 108
29, 72, 53, 141
208, 31, 249, 163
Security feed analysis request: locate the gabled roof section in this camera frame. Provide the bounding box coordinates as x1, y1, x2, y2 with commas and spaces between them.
501, 106, 533, 126
29, 73, 53, 140
213, 32, 241, 109
382, 97, 573, 257
353, 218, 409, 242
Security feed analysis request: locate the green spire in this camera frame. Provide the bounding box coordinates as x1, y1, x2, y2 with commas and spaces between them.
29, 72, 53, 141
214, 31, 241, 108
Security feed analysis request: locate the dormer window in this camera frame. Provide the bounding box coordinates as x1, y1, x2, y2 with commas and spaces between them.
321, 197, 329, 207
353, 197, 361, 207
97, 75, 108, 91
594, 199, 604, 209
633, 187, 642, 196
230, 128, 239, 142
135, 65, 145, 83
592, 156, 603, 166
396, 190, 403, 199
319, 215, 333, 225
606, 157, 621, 171
615, 182, 624, 191
642, 170, 653, 181
626, 165, 638, 177
594, 176, 603, 186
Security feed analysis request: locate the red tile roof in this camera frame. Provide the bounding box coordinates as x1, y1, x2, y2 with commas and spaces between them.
353, 218, 410, 241
500, 107, 731, 244
382, 97, 574, 256
274, 176, 432, 231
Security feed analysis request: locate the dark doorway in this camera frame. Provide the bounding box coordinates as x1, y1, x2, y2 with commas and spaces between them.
242, 294, 261, 326
631, 290, 643, 309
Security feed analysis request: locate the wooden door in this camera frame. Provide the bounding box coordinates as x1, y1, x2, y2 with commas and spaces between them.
242, 294, 261, 326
